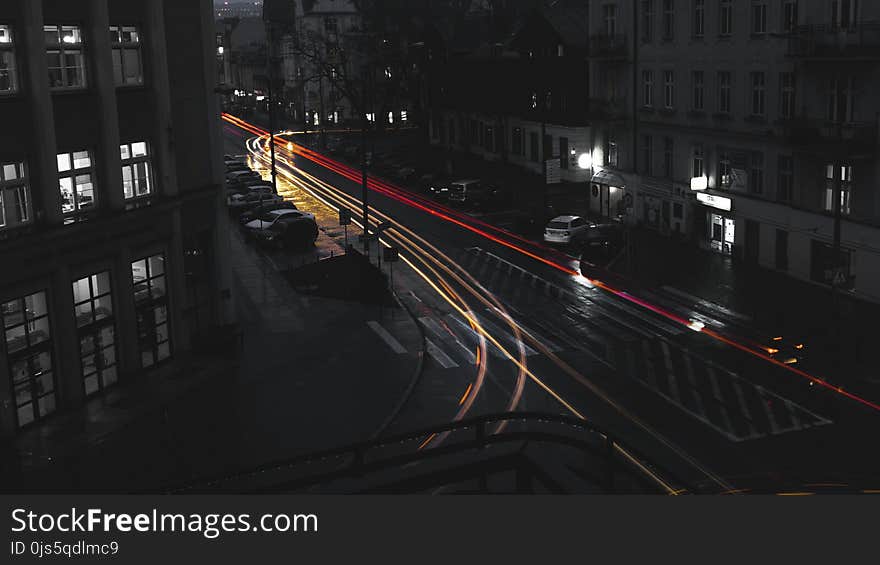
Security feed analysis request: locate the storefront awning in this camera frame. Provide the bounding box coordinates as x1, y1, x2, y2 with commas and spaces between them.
591, 170, 625, 187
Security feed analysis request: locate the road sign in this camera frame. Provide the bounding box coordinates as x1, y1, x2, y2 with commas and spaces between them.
545, 158, 561, 185
383, 246, 399, 263
339, 208, 351, 226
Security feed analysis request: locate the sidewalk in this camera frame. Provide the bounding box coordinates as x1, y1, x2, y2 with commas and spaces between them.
4, 222, 425, 492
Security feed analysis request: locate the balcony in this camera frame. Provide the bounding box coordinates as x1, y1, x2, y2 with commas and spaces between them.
780, 118, 878, 157
589, 33, 628, 61
786, 22, 880, 61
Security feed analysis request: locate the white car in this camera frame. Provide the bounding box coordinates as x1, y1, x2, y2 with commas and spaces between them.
543, 215, 594, 245
243, 209, 315, 231
227, 191, 282, 211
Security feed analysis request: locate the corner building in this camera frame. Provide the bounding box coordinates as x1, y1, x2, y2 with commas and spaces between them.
0, 0, 233, 437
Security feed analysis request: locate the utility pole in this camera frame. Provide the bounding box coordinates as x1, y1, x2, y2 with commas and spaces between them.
266, 23, 278, 195
361, 65, 371, 257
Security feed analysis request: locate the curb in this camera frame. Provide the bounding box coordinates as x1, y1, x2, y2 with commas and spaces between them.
368, 287, 428, 441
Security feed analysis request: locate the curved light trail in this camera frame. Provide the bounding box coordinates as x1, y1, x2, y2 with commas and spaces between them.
223, 113, 880, 415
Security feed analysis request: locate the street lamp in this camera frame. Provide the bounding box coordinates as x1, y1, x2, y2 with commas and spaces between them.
577, 152, 593, 170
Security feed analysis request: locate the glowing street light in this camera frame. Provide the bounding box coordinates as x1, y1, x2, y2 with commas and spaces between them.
577, 152, 592, 170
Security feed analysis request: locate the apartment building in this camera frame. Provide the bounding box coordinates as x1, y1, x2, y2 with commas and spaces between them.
428, 1, 594, 185
277, 0, 364, 126
0, 0, 232, 437
587, 0, 880, 303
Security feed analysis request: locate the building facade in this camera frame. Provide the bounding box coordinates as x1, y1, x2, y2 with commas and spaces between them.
428, 1, 594, 186
0, 0, 232, 437
586, 0, 880, 303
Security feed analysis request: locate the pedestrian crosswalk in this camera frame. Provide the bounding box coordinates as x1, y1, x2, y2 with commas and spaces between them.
364, 247, 833, 443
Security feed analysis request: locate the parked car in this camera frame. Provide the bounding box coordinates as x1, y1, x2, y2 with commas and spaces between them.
227, 191, 282, 212
239, 201, 297, 224
543, 215, 594, 245
225, 161, 250, 173
448, 179, 487, 205
228, 180, 273, 196
417, 174, 450, 200
578, 223, 625, 262
253, 215, 319, 250
243, 208, 315, 232
226, 169, 260, 184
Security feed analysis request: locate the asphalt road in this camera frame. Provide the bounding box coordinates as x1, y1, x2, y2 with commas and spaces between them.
223, 116, 880, 494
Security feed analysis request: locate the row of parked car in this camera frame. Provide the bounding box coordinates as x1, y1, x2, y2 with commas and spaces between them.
224, 154, 319, 250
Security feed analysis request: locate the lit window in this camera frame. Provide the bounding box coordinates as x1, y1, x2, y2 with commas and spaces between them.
693, 144, 704, 178
400, 109, 407, 122
72, 271, 118, 396
0, 161, 31, 230
2, 291, 56, 428
120, 141, 153, 202
0, 24, 18, 94
825, 164, 853, 215
110, 25, 143, 86
44, 25, 86, 89
57, 150, 95, 221
132, 255, 171, 368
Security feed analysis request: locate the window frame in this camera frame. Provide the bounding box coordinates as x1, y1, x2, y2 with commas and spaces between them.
72, 271, 119, 397
642, 69, 655, 107
0, 161, 32, 230
662, 0, 675, 40
692, 70, 705, 111
44, 24, 87, 90
693, 0, 705, 38
663, 70, 675, 109
57, 150, 96, 221
109, 25, 143, 87
717, 71, 732, 114
2, 291, 57, 429
120, 141, 154, 203
751, 1, 768, 35
750, 71, 766, 117
719, 0, 733, 37
0, 24, 19, 95
132, 254, 172, 369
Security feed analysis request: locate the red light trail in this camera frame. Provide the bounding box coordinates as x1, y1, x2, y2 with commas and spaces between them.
222, 113, 880, 413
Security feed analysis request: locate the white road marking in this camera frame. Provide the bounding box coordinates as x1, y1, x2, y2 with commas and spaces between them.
425, 338, 459, 369
419, 317, 476, 364
367, 321, 407, 354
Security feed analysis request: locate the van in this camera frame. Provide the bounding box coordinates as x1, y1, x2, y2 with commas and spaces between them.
448, 179, 487, 204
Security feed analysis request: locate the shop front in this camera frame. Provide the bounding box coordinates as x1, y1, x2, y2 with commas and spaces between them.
590, 170, 626, 220
695, 191, 735, 255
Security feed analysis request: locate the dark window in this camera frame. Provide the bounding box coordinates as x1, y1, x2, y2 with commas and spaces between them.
778, 155, 793, 202
529, 132, 539, 162
642, 0, 655, 42
662, 0, 675, 40
775, 229, 789, 270
72, 272, 118, 396
642, 134, 653, 175
132, 254, 171, 368
559, 137, 569, 169
2, 291, 56, 428
693, 0, 705, 37
663, 137, 674, 178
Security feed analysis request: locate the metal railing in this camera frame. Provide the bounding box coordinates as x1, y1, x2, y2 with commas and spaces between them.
168, 412, 690, 494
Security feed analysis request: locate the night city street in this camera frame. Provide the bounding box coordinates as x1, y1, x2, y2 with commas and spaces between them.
3, 0, 880, 505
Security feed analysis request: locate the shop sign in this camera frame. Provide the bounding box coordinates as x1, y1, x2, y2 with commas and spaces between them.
697, 192, 732, 212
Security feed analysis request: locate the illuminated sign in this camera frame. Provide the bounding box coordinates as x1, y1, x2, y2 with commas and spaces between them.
697, 192, 732, 211
690, 176, 708, 191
